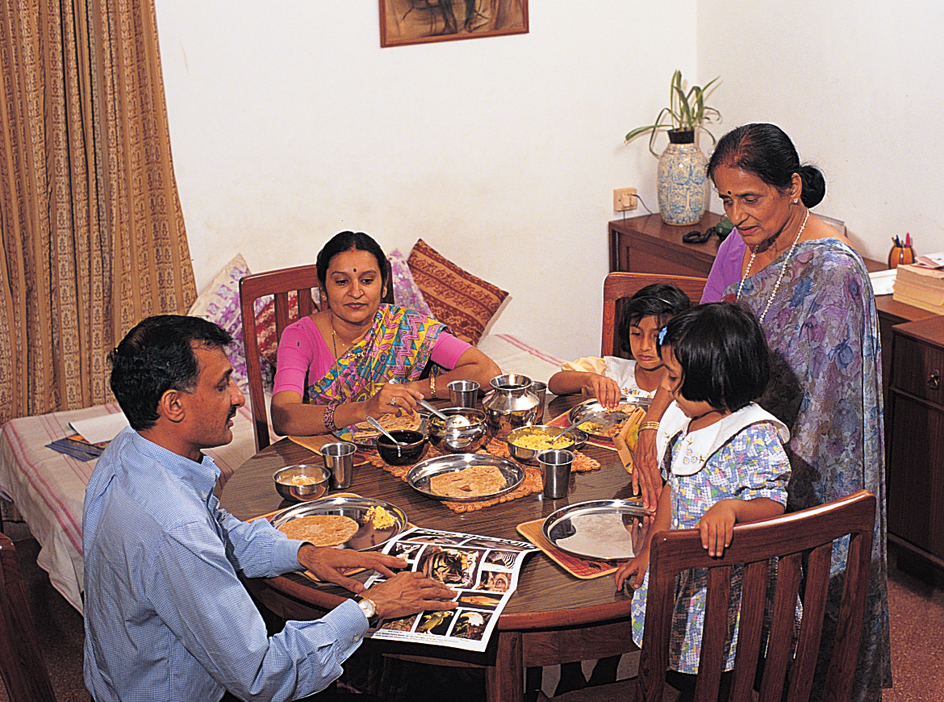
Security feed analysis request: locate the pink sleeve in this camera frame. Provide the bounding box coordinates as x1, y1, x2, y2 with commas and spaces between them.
430, 332, 473, 369
702, 231, 746, 303
273, 318, 331, 396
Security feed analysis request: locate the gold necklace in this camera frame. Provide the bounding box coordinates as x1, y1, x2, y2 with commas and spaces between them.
330, 314, 365, 358
736, 208, 810, 323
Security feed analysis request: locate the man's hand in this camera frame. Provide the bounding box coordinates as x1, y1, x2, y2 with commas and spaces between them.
363, 571, 457, 620
297, 545, 407, 593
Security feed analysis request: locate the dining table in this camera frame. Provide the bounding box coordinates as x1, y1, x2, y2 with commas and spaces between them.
219, 395, 648, 702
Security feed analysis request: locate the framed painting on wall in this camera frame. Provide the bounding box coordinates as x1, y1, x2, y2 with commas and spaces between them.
380, 0, 529, 48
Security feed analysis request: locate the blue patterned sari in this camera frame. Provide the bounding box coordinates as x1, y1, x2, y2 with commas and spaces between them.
723, 238, 891, 702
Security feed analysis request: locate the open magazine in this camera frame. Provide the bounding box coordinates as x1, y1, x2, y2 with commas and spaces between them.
363, 526, 537, 652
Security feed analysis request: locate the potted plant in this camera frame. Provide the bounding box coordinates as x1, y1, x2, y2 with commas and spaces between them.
625, 70, 721, 226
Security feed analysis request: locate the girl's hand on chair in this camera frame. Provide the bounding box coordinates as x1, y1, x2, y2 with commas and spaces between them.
699, 501, 738, 557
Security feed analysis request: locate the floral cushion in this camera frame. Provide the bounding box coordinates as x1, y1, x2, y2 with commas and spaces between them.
389, 249, 433, 317
406, 239, 508, 344
187, 254, 256, 392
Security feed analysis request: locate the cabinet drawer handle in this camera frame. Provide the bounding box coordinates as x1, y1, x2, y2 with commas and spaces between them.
930, 371, 941, 391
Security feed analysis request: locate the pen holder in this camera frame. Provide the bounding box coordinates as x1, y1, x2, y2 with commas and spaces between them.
888, 245, 915, 269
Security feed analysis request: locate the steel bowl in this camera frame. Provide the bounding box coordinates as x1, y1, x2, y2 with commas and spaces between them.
376, 429, 428, 466
427, 407, 488, 453
506, 425, 580, 465
273, 464, 330, 502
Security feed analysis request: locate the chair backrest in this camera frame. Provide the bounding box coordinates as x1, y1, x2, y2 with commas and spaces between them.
635, 490, 876, 702
0, 533, 58, 702
239, 264, 320, 452
601, 272, 707, 357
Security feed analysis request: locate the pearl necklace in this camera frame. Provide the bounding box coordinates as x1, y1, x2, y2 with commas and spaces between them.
736, 208, 810, 323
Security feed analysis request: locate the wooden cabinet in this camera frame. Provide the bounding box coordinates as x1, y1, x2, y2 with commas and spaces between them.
609, 213, 722, 278
887, 316, 944, 569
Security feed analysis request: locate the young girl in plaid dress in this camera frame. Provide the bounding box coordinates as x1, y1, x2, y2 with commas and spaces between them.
614, 302, 791, 681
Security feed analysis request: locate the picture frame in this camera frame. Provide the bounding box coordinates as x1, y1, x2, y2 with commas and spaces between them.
380, 0, 529, 48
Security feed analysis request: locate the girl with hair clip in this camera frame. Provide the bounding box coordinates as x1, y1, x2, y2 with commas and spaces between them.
547, 283, 691, 408
615, 302, 792, 694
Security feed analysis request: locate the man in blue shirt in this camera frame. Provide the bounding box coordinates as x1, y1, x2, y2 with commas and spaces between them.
83, 315, 455, 702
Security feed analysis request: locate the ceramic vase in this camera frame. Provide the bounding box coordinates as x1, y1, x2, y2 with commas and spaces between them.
657, 130, 709, 226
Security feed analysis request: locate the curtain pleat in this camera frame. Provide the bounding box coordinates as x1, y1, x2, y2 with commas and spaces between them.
0, 0, 196, 423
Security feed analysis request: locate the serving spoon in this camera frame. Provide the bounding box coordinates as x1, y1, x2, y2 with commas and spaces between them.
417, 399, 471, 429
556, 410, 622, 440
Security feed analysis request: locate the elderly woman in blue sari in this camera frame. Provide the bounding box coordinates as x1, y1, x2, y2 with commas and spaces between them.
271, 231, 501, 436
633, 124, 891, 702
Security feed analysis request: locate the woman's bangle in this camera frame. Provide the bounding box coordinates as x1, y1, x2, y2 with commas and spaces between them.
429, 374, 436, 399
323, 403, 339, 433
640, 421, 661, 432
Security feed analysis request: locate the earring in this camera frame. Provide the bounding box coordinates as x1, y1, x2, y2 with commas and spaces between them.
793, 199, 799, 205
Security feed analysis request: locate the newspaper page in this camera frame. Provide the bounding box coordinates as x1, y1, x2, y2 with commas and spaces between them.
363, 526, 537, 652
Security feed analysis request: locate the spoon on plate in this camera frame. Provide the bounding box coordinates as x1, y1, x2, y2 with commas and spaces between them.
366, 416, 406, 449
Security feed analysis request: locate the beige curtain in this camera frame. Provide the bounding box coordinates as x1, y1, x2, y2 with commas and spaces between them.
0, 0, 196, 424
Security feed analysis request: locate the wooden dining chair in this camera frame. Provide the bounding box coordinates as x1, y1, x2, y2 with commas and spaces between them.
239, 261, 397, 451
239, 264, 321, 452
601, 272, 708, 358
0, 533, 58, 702
634, 490, 876, 702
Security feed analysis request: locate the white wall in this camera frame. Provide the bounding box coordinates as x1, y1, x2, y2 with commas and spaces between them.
698, 1, 944, 261
155, 2, 698, 361
157, 2, 944, 361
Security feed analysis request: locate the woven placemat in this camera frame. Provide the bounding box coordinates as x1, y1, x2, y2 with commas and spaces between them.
289, 435, 372, 465
367, 438, 600, 513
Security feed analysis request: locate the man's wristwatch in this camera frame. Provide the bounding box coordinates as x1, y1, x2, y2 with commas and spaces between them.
357, 596, 380, 626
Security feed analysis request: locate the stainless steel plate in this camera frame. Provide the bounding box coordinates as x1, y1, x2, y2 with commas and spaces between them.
270, 495, 408, 551
542, 499, 650, 561
566, 396, 651, 440
406, 453, 525, 502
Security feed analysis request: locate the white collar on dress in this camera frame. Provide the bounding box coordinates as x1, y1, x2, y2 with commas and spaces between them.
655, 402, 789, 476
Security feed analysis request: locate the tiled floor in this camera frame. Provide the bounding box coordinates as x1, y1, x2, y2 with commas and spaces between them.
1, 522, 942, 701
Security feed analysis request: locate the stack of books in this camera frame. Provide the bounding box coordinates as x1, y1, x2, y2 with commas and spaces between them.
893, 253, 944, 314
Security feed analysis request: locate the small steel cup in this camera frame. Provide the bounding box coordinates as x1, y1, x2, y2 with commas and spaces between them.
530, 381, 547, 423
448, 379, 480, 408
538, 448, 574, 499
322, 441, 356, 490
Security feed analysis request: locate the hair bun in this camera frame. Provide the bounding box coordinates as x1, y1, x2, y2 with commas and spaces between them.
799, 165, 826, 208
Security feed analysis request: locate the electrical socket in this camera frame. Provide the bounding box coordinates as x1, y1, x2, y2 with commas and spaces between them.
613, 187, 637, 212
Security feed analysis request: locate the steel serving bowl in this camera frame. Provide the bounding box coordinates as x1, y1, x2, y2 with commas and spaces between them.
376, 429, 428, 466
427, 407, 489, 453
273, 464, 330, 502
506, 425, 580, 465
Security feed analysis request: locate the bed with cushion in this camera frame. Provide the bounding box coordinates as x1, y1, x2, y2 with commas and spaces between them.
0, 241, 563, 613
